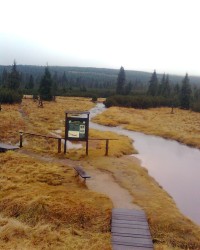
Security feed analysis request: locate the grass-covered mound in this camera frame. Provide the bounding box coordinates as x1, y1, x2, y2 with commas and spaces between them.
0, 152, 112, 250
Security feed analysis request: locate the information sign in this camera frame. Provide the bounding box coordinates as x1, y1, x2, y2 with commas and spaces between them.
66, 117, 88, 141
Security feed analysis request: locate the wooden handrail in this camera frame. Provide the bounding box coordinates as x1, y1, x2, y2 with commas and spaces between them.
19, 132, 118, 155
22, 132, 61, 139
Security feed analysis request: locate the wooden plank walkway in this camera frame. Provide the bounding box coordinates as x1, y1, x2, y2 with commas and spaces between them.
111, 208, 154, 250
0, 143, 19, 152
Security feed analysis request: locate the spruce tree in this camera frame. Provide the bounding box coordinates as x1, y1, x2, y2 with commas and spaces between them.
124, 81, 132, 95
25, 75, 34, 89
116, 66, 126, 94
158, 73, 165, 95
2, 68, 8, 87
7, 60, 21, 90
61, 72, 68, 88
147, 70, 158, 96
39, 67, 53, 101
174, 83, 180, 95
162, 74, 171, 97
52, 72, 58, 101
180, 73, 191, 109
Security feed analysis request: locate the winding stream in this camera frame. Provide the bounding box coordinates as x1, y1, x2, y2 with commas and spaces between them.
89, 103, 200, 225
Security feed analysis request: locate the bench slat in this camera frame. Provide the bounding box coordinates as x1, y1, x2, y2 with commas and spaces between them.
0, 143, 19, 152
73, 166, 91, 179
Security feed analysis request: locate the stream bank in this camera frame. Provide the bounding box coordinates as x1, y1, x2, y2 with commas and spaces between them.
90, 103, 200, 226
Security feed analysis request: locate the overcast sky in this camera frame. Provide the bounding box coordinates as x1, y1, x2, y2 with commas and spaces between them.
1, 0, 200, 75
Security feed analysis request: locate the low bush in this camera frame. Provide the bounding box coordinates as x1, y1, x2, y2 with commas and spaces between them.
0, 88, 22, 104
105, 95, 179, 109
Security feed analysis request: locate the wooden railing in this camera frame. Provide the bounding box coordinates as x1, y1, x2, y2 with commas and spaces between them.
20, 132, 62, 153
19, 132, 117, 156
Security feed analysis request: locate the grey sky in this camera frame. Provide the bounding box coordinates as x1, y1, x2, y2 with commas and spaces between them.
1, 0, 200, 75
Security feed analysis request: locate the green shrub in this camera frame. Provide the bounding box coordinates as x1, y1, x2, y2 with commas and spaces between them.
0, 88, 22, 104
104, 95, 179, 109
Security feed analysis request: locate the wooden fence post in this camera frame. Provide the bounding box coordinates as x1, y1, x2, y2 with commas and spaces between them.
58, 138, 61, 153
19, 132, 23, 148
86, 140, 89, 155
105, 139, 109, 156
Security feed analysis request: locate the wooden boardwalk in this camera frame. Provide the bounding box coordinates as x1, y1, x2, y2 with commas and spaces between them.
111, 208, 154, 250
0, 143, 19, 152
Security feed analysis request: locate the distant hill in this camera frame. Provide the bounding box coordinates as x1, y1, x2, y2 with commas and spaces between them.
1, 65, 200, 85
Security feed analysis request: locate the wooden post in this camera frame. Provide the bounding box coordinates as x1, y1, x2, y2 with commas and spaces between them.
86, 140, 89, 155
19, 132, 23, 148
86, 113, 90, 156
105, 139, 109, 156
64, 113, 67, 154
171, 105, 174, 114
58, 138, 61, 153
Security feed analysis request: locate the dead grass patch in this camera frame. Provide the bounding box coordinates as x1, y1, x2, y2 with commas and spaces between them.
0, 151, 112, 249
0, 104, 25, 143
92, 107, 200, 149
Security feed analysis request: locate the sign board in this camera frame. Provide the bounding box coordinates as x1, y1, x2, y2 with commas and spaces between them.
66, 117, 89, 141
64, 111, 90, 154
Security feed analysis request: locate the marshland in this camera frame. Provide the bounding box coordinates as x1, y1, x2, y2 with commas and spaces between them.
0, 95, 200, 249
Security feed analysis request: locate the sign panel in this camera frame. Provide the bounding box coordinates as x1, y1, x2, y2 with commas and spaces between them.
66, 117, 88, 141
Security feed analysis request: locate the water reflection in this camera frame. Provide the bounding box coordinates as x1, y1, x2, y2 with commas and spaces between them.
90, 103, 200, 225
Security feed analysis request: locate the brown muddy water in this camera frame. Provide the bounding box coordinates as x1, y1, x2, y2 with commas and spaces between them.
90, 103, 200, 225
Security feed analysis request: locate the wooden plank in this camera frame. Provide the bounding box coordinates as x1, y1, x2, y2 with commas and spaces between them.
113, 245, 152, 250
112, 235, 153, 247
112, 208, 146, 215
112, 222, 149, 230
112, 219, 149, 227
112, 216, 147, 222
112, 214, 146, 220
111, 208, 153, 250
112, 227, 151, 237
112, 212, 146, 218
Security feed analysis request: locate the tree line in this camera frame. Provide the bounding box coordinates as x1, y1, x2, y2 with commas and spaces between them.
1, 62, 200, 112
106, 67, 200, 112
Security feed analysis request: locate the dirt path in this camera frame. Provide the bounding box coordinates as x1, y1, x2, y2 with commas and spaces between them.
86, 168, 140, 209
18, 149, 140, 210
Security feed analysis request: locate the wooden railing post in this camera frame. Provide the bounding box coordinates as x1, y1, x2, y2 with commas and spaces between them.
86, 140, 89, 155
105, 139, 109, 156
19, 131, 23, 148
58, 138, 61, 153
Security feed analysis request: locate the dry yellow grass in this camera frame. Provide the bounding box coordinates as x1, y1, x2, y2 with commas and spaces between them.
0, 97, 95, 154
0, 151, 112, 249
14, 97, 135, 157
92, 106, 200, 149
21, 97, 94, 134
1, 97, 200, 249
0, 104, 25, 143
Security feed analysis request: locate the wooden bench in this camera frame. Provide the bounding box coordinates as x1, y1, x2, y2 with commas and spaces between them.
73, 166, 91, 182
0, 143, 19, 153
